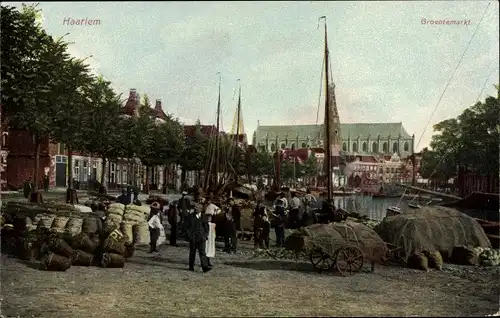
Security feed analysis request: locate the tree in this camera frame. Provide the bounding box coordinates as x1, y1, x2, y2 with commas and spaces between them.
50, 57, 94, 201
421, 88, 499, 180
150, 115, 185, 189
1, 4, 73, 197
302, 153, 319, 185
131, 97, 156, 191
180, 123, 208, 187
80, 76, 123, 191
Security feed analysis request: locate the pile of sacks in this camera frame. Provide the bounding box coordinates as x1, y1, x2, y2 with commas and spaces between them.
1, 218, 134, 271
407, 246, 500, 271
104, 203, 165, 247
474, 247, 500, 267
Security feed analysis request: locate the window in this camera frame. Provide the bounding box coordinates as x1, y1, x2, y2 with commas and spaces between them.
123, 168, 127, 184
404, 142, 409, 152
75, 159, 80, 167
281, 143, 286, 149
342, 142, 347, 151
301, 142, 307, 148
382, 142, 388, 153
270, 143, 275, 151
83, 160, 88, 168
352, 142, 358, 152
393, 142, 398, 153
291, 143, 295, 150
372, 142, 378, 153
386, 168, 390, 173
362, 142, 367, 152
56, 155, 62, 163
1, 133, 7, 147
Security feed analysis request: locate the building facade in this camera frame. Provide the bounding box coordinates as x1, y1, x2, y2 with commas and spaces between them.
252, 122, 415, 158
4, 89, 183, 191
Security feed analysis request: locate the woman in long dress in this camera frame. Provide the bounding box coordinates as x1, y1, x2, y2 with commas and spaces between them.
204, 199, 221, 267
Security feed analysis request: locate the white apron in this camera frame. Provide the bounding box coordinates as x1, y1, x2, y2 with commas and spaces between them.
206, 222, 216, 258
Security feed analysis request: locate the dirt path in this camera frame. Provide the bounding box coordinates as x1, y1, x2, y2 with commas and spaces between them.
1, 239, 498, 317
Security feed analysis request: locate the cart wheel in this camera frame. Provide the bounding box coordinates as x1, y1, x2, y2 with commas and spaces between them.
310, 248, 335, 273
336, 246, 364, 276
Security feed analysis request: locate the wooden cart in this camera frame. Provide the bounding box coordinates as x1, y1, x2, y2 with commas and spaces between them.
308, 241, 401, 275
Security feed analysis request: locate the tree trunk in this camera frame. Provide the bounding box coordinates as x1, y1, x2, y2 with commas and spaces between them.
100, 157, 107, 194
33, 134, 40, 191
163, 164, 168, 194
67, 146, 73, 190
66, 145, 78, 204
181, 168, 186, 189
145, 166, 150, 193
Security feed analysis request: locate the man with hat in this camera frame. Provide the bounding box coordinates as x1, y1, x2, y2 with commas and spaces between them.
148, 202, 163, 253
186, 197, 211, 273
177, 191, 191, 237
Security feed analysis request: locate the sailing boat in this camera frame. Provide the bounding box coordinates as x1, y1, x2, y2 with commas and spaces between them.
203, 73, 223, 196
321, 16, 336, 203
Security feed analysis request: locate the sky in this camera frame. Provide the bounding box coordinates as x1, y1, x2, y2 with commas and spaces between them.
4, 1, 499, 150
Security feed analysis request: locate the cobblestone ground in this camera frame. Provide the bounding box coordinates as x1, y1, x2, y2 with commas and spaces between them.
1, 237, 499, 317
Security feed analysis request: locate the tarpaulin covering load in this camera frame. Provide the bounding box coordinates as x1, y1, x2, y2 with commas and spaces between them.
285, 221, 388, 263
375, 206, 491, 262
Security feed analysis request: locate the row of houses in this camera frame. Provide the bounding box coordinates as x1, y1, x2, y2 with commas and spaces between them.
0, 89, 240, 191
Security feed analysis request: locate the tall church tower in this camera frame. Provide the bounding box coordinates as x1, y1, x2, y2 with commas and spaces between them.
324, 83, 341, 157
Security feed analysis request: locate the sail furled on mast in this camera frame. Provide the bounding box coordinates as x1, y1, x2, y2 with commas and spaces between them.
325, 83, 342, 157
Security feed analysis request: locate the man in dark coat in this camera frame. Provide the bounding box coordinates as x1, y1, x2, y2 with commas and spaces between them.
117, 188, 130, 205
186, 205, 211, 273
23, 177, 34, 199
178, 191, 191, 237
43, 175, 50, 192
273, 200, 286, 247
223, 200, 238, 253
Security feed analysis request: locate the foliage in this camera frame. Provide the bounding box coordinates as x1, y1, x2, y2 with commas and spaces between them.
421, 89, 500, 179
80, 76, 124, 161
1, 4, 75, 190
180, 123, 208, 171
133, 106, 156, 167
1, 4, 68, 136
249, 149, 274, 177
302, 152, 319, 177
50, 57, 94, 152
149, 115, 185, 166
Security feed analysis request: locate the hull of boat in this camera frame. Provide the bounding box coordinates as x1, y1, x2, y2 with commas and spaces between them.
474, 218, 500, 247
386, 207, 402, 217
372, 193, 402, 199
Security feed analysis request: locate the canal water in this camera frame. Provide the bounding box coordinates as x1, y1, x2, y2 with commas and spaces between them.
312, 195, 442, 221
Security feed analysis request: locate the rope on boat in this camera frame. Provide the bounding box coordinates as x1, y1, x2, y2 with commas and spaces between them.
414, 1, 491, 150
397, 2, 491, 208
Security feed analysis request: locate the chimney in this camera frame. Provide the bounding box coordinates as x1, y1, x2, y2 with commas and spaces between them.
129, 89, 137, 99
155, 99, 162, 110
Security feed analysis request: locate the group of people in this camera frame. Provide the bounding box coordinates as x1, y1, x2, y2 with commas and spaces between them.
146, 191, 242, 273
120, 188, 333, 273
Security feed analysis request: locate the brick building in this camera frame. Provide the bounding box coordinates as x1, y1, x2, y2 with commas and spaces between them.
3, 89, 182, 191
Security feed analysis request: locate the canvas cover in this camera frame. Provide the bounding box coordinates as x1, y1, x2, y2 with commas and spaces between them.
285, 221, 388, 263
375, 206, 491, 262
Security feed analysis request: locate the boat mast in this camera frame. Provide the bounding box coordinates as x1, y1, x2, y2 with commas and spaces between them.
235, 83, 241, 148
323, 17, 333, 201
215, 72, 221, 186
275, 134, 281, 190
